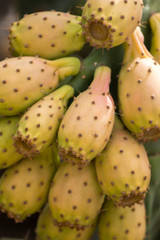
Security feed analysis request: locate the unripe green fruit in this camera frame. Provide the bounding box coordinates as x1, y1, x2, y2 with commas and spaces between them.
149, 12, 160, 64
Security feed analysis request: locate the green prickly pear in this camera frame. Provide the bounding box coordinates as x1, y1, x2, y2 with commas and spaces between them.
9, 11, 86, 60
0, 56, 80, 116
13, 85, 74, 159
58, 66, 115, 166
81, 0, 143, 49
98, 199, 146, 240
0, 116, 22, 169
149, 12, 160, 64
51, 140, 61, 170
118, 26, 160, 141
0, 146, 56, 222
95, 116, 151, 207
36, 203, 97, 240
48, 161, 105, 230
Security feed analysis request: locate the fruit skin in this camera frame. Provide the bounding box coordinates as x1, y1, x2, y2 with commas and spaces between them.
0, 116, 22, 169
118, 27, 160, 141
36, 203, 97, 240
149, 12, 160, 64
0, 146, 56, 222
98, 199, 146, 240
95, 116, 151, 207
13, 85, 74, 159
81, 0, 143, 49
48, 161, 105, 230
58, 66, 115, 166
9, 11, 86, 60
0, 56, 80, 116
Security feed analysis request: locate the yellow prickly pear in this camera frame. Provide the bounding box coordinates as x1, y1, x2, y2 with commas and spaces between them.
95, 116, 151, 207
0, 56, 80, 116
81, 0, 143, 49
9, 11, 86, 60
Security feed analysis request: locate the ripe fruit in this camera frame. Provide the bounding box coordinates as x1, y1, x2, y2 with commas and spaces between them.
48, 161, 105, 229
9, 11, 86, 60
118, 27, 160, 141
58, 66, 115, 166
98, 200, 146, 240
0, 56, 80, 116
0, 147, 56, 222
13, 85, 74, 158
36, 204, 97, 240
81, 0, 143, 49
95, 116, 151, 207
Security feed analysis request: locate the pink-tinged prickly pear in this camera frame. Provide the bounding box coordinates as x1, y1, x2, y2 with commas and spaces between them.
48, 161, 105, 230
98, 200, 146, 240
58, 66, 115, 166
149, 12, 160, 64
118, 26, 160, 141
36, 203, 97, 240
13, 85, 74, 159
0, 56, 80, 116
0, 146, 56, 222
81, 0, 143, 49
9, 11, 86, 60
0, 116, 22, 169
95, 116, 151, 207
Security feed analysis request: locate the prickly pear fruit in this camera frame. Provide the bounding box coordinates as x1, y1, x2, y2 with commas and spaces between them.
36, 203, 97, 240
95, 116, 151, 207
0, 116, 22, 169
48, 161, 105, 230
9, 11, 86, 60
58, 66, 115, 166
81, 0, 143, 49
0, 56, 80, 116
0, 146, 56, 222
51, 140, 61, 170
149, 12, 160, 64
98, 200, 146, 240
13, 85, 74, 159
118, 26, 160, 141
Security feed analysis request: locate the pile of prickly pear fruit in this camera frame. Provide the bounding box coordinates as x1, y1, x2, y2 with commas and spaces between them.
1, 0, 160, 239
